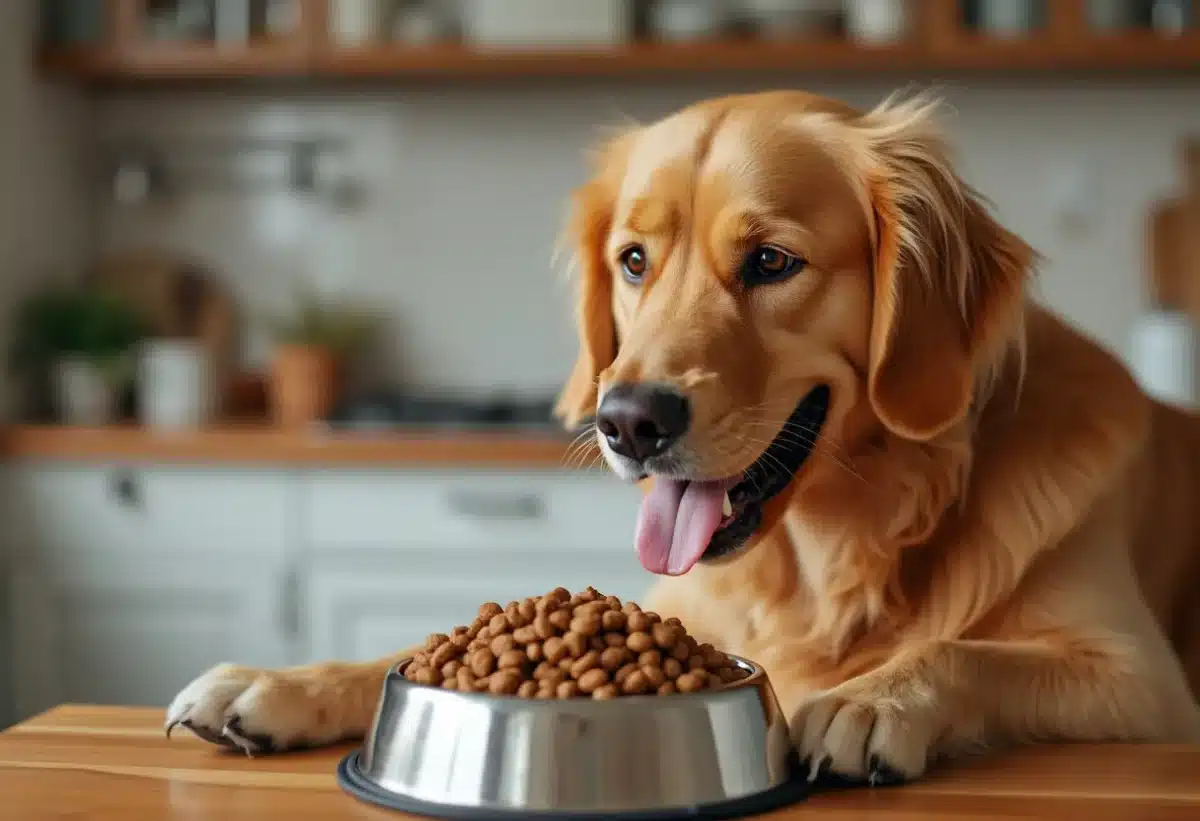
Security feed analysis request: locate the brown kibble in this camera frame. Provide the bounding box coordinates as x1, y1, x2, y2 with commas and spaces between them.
577, 668, 609, 694
652, 622, 681, 649
548, 609, 572, 631
498, 649, 527, 670
518, 598, 537, 622
601, 610, 627, 632
490, 634, 517, 656
470, 649, 497, 677
570, 614, 602, 637
614, 663, 639, 686
413, 587, 738, 701
626, 631, 654, 654
638, 650, 662, 667
621, 669, 650, 695
564, 631, 587, 658
626, 610, 651, 632
642, 665, 667, 689
431, 643, 456, 668
543, 637, 568, 664
490, 670, 521, 695
570, 650, 601, 679
600, 647, 628, 671
413, 666, 441, 687
592, 683, 619, 700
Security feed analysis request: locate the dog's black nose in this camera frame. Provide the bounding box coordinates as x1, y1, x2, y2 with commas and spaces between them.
596, 383, 690, 462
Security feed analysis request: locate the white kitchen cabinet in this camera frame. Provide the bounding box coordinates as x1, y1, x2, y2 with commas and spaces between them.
301, 469, 649, 662
4, 465, 298, 720
3, 462, 653, 720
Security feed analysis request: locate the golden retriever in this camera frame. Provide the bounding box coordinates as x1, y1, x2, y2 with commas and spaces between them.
167, 90, 1200, 784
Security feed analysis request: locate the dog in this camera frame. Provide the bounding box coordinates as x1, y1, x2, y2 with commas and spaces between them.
166, 90, 1200, 783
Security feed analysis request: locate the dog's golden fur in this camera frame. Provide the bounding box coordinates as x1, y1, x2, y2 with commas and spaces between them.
167, 90, 1200, 779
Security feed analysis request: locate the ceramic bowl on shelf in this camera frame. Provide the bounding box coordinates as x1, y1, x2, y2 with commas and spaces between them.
337, 655, 807, 820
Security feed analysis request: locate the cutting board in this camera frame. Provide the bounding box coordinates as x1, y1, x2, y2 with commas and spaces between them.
88, 249, 239, 416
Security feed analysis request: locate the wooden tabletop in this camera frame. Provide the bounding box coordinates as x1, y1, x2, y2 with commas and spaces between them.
3, 705, 1199, 820
0, 424, 598, 468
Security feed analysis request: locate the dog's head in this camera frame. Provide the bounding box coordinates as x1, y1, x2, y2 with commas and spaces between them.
556, 91, 1033, 576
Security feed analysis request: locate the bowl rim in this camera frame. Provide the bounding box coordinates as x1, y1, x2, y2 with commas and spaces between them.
383, 652, 771, 707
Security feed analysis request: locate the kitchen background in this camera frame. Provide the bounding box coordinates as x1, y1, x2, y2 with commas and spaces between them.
1, 0, 1198, 729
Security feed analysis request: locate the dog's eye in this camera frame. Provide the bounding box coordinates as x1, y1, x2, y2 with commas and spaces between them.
619, 245, 648, 284
743, 245, 806, 286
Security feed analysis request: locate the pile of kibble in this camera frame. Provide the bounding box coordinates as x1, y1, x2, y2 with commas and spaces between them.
403, 586, 750, 700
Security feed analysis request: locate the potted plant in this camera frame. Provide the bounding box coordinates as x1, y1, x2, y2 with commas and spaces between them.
10, 285, 147, 425
265, 291, 378, 428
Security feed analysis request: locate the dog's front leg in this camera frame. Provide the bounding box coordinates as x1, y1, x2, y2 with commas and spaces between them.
788, 636, 1200, 785
165, 651, 414, 754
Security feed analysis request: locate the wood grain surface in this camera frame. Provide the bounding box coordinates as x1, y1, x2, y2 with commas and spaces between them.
2, 705, 1198, 820
0, 425, 600, 468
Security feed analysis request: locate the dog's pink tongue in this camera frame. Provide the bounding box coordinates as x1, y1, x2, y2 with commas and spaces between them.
635, 479, 727, 576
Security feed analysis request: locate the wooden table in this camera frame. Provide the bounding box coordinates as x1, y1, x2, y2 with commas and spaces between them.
3, 705, 1198, 820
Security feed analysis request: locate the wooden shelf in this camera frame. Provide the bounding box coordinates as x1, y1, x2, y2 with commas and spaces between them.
33, 0, 1200, 86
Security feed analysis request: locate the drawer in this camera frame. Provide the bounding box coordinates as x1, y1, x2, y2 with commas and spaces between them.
6, 465, 294, 567
303, 469, 643, 554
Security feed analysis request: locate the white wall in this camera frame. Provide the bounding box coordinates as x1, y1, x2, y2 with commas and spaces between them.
95, 77, 1200, 392
0, 0, 95, 727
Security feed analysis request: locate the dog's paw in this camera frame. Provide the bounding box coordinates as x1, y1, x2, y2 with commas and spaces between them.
165, 663, 341, 755
789, 683, 940, 786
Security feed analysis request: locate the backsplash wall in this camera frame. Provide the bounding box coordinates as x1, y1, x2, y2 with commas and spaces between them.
96, 79, 1200, 393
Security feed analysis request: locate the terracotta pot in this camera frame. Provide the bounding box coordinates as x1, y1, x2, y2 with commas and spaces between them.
270, 344, 340, 428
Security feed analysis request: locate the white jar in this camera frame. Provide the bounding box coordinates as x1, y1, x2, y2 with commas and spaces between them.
137, 340, 214, 430
329, 0, 395, 46
844, 0, 908, 44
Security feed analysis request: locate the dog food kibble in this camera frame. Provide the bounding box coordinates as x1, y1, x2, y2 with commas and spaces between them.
402, 587, 750, 700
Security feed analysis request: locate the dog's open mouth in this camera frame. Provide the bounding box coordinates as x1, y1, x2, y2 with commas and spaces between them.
634, 385, 831, 576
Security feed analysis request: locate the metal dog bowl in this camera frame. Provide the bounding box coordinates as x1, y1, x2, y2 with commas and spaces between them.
337, 655, 807, 820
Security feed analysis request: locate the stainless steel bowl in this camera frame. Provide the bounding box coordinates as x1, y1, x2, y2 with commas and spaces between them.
337, 655, 807, 820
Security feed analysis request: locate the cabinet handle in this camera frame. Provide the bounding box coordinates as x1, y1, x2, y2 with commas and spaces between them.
446, 490, 546, 521
110, 469, 141, 509
276, 566, 301, 640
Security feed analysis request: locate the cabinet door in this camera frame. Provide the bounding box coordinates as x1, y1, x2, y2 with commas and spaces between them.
306, 549, 652, 664
6, 465, 296, 721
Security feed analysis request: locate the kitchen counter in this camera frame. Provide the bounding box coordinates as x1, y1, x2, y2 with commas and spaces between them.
0, 424, 598, 468
3, 705, 1199, 820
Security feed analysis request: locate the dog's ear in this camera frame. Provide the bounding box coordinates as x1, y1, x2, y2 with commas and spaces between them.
554, 133, 632, 429
858, 95, 1035, 441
